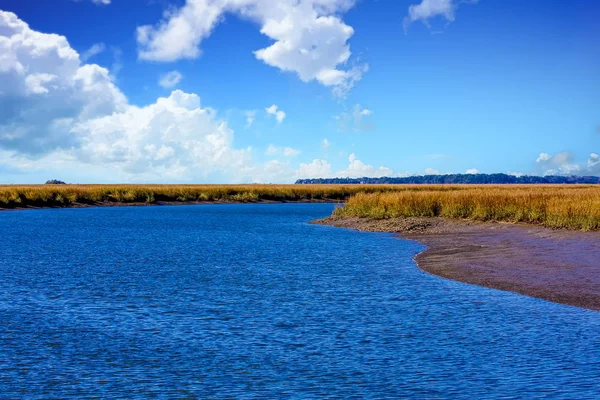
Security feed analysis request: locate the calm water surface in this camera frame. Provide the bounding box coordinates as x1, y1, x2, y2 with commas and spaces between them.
1, 204, 599, 398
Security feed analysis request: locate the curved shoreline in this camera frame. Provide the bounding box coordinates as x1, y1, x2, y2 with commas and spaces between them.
314, 216, 600, 312
0, 199, 341, 212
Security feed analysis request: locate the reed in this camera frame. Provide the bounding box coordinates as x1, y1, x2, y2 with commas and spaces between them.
332, 185, 600, 231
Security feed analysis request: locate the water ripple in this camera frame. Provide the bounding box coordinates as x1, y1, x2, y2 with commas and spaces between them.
1, 204, 599, 398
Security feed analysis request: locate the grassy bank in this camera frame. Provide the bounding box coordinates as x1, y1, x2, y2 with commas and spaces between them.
332, 185, 600, 231
3, 184, 599, 231
0, 184, 409, 209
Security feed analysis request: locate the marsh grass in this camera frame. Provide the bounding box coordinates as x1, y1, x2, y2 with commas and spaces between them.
333, 186, 600, 231
0, 184, 405, 209
2, 184, 598, 230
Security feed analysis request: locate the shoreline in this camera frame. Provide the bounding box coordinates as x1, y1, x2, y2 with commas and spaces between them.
0, 199, 342, 212
314, 216, 600, 312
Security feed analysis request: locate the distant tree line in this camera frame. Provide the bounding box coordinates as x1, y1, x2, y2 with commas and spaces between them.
295, 173, 600, 185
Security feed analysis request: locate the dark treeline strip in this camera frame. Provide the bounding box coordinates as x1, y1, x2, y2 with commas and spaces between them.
296, 173, 600, 185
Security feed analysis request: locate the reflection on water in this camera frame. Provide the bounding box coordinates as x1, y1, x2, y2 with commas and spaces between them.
1, 204, 599, 398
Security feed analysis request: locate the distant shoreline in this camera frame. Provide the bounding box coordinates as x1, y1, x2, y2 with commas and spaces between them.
314, 216, 600, 312
0, 199, 341, 212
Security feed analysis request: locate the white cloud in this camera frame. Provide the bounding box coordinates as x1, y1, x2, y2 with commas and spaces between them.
403, 0, 477, 33
0, 11, 407, 184
81, 42, 106, 62
536, 152, 551, 163
536, 151, 581, 176
136, 0, 367, 96
245, 110, 256, 128
322, 138, 330, 149
535, 151, 600, 176
0, 11, 127, 155
0, 11, 287, 183
71, 90, 254, 179
159, 70, 183, 88
337, 153, 393, 178
265, 144, 300, 157
297, 153, 394, 179
588, 153, 600, 174
466, 168, 479, 174
283, 147, 300, 157
425, 168, 440, 175
297, 159, 332, 179
265, 104, 286, 123
336, 104, 374, 132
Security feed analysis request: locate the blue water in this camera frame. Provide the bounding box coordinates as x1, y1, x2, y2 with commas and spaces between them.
1, 204, 599, 398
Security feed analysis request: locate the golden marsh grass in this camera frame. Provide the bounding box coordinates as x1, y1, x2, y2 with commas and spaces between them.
333, 185, 600, 231
2, 184, 599, 231
0, 184, 407, 209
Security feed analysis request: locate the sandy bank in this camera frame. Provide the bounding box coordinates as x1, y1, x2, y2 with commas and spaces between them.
314, 216, 600, 311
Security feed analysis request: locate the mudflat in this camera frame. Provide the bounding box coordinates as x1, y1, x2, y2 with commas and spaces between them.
314, 216, 600, 311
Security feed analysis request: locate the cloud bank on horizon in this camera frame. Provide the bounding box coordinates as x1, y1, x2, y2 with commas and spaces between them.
0, 0, 598, 183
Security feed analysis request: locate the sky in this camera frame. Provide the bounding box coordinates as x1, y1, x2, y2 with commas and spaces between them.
0, 0, 598, 183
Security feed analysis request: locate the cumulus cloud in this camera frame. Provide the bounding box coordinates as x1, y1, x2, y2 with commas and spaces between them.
136, 0, 367, 96
70, 90, 259, 179
336, 104, 374, 132
0, 11, 401, 184
534, 151, 600, 176
403, 0, 477, 33
297, 159, 332, 179
322, 138, 330, 149
340, 153, 393, 177
536, 151, 581, 176
81, 42, 106, 62
159, 70, 183, 88
265, 104, 286, 123
425, 167, 440, 175
466, 168, 479, 174
0, 11, 127, 155
0, 11, 291, 182
297, 153, 394, 179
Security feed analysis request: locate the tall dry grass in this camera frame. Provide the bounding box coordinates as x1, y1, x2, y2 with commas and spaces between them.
0, 184, 410, 209
2, 184, 599, 230
333, 185, 600, 231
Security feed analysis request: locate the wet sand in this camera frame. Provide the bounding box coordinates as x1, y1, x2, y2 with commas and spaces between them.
314, 216, 600, 311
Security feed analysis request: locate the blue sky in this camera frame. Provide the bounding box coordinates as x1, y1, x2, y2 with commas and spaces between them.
0, 0, 598, 183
